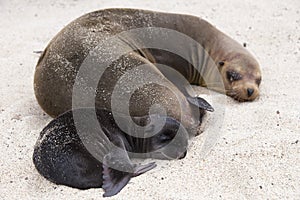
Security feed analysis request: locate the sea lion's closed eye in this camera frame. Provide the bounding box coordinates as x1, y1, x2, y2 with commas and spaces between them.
227, 71, 242, 82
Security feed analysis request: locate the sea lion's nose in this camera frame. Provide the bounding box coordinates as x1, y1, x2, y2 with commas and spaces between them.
247, 88, 254, 97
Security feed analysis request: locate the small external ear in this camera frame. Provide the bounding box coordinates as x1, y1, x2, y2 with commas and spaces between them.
187, 96, 214, 112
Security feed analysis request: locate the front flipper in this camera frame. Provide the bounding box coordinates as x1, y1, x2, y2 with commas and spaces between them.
102, 134, 156, 197
187, 96, 214, 112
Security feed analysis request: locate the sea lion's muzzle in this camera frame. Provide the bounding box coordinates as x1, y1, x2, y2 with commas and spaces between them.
225, 76, 260, 102
247, 88, 254, 97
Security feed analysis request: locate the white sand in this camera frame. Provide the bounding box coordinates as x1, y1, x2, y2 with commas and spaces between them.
0, 0, 299, 199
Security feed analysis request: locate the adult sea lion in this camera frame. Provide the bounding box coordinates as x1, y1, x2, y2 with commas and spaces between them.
33, 108, 190, 197
34, 8, 261, 130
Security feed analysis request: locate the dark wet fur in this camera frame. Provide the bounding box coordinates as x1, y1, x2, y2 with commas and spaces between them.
33, 111, 104, 189
33, 108, 193, 196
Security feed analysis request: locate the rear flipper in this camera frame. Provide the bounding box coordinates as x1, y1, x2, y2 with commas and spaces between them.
102, 161, 156, 197
101, 133, 156, 197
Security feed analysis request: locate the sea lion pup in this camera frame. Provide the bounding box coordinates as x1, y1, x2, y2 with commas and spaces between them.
34, 8, 260, 130
33, 108, 190, 197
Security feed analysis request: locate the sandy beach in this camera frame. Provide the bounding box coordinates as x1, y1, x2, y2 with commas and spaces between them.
0, 0, 299, 199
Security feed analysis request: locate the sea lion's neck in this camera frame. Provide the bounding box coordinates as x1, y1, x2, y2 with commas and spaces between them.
148, 13, 223, 86
176, 17, 227, 88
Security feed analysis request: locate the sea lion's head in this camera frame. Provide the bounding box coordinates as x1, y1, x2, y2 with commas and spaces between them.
218, 53, 262, 101
144, 116, 189, 160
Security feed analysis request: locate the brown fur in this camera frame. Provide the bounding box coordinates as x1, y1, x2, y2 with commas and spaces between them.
34, 8, 261, 127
